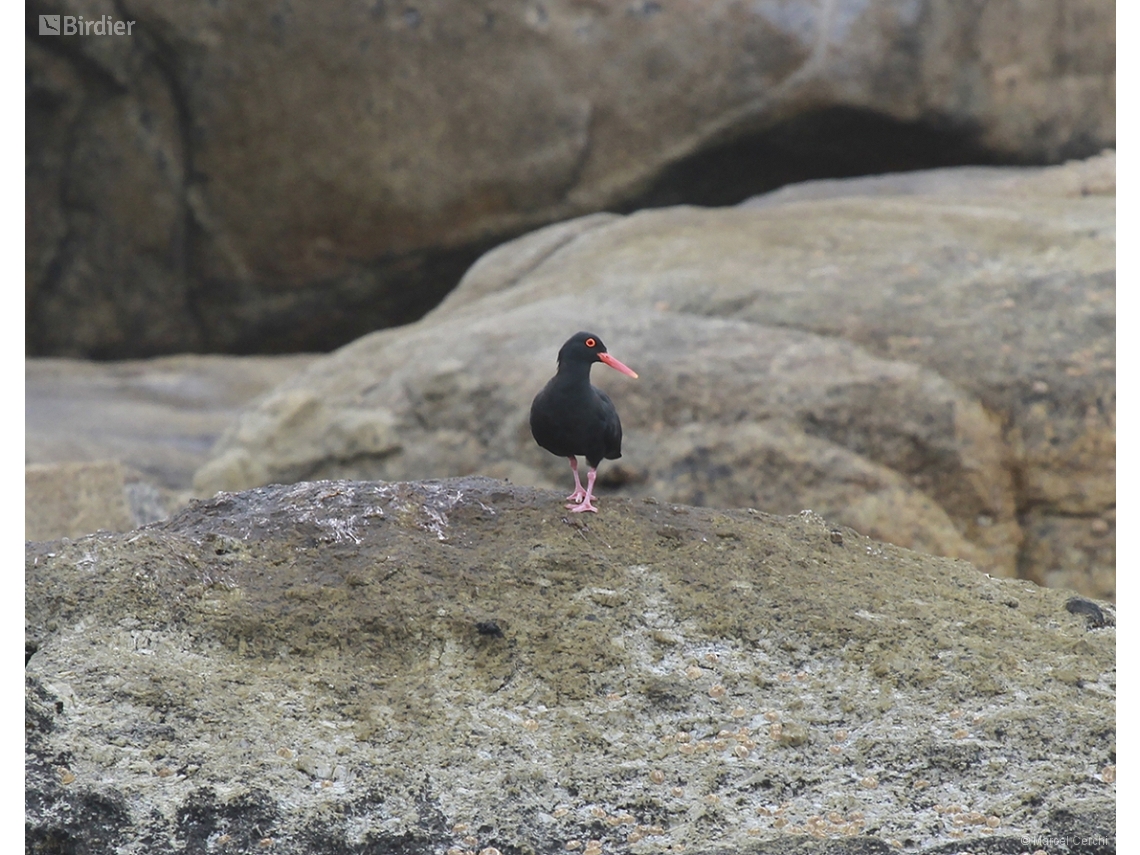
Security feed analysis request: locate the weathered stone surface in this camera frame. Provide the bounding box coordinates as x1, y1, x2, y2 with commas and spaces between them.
26, 353, 318, 490
25, 461, 134, 541
25, 478, 1116, 853
27, 0, 1114, 357
25, 353, 320, 539
195, 156, 1115, 599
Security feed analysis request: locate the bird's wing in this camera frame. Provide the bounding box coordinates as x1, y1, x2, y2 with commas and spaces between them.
593, 387, 623, 456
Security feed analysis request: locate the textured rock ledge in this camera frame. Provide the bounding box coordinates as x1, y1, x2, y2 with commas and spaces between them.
26, 478, 1115, 853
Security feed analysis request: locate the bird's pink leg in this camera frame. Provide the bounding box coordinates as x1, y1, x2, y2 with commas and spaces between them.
565, 457, 587, 503
568, 466, 599, 513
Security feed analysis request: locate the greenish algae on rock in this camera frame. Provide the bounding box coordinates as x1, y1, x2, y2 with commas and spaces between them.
27, 477, 1114, 853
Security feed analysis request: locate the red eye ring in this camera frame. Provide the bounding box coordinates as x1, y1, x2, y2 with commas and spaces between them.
585, 338, 596, 348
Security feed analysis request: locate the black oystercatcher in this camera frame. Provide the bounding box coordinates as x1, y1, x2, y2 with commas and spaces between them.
530, 331, 638, 513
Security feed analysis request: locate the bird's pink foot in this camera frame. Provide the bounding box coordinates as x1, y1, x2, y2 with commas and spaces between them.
565, 456, 587, 503
567, 467, 599, 512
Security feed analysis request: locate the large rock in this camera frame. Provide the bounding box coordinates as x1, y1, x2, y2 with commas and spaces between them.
26, 353, 319, 489
24, 353, 320, 538
27, 0, 1114, 356
194, 155, 1115, 599
26, 478, 1115, 854
24, 461, 136, 542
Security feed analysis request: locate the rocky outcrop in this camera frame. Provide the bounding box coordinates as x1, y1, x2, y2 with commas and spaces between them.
25, 478, 1115, 854
26, 353, 319, 489
194, 155, 1115, 599
27, 0, 1114, 357
25, 461, 136, 542
25, 353, 319, 539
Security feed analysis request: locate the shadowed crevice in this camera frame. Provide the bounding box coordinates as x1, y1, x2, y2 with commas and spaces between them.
619, 106, 1041, 211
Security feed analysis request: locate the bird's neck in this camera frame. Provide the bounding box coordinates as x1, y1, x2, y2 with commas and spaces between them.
554, 360, 594, 387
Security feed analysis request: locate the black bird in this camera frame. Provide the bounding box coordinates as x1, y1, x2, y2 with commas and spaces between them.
530, 331, 638, 513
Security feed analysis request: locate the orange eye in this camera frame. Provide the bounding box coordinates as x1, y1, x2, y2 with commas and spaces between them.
585, 338, 596, 348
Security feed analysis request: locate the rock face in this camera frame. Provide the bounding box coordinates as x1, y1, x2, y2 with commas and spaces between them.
25, 353, 320, 540
27, 0, 1115, 357
194, 155, 1115, 599
25, 478, 1115, 854
25, 461, 136, 542
26, 354, 319, 491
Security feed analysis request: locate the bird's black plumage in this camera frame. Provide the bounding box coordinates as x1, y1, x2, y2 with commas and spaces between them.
530, 331, 637, 513
530, 342, 623, 467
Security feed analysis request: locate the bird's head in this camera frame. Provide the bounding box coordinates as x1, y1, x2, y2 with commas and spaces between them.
558, 331, 638, 378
